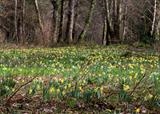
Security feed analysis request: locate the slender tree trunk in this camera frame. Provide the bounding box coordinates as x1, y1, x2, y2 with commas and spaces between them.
102, 0, 107, 45
14, 0, 18, 43
151, 0, 157, 36
19, 0, 25, 44
104, 0, 113, 44
122, 3, 127, 42
115, 0, 120, 42
53, 9, 59, 44
119, 0, 124, 40
58, 0, 64, 43
111, 0, 120, 43
66, 0, 76, 44
77, 0, 96, 43
22, 0, 25, 44
72, 0, 78, 42
51, 0, 60, 45
34, 0, 44, 44
102, 15, 107, 45
106, 0, 113, 32
104, 0, 121, 44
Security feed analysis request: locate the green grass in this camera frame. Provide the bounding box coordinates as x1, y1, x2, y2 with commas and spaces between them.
0, 45, 160, 113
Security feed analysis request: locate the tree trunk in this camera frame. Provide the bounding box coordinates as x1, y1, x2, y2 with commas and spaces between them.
14, 0, 18, 43
104, 0, 113, 44
102, 15, 107, 45
19, 0, 25, 44
51, 0, 60, 45
58, 0, 64, 43
122, 2, 127, 42
77, 0, 96, 43
151, 0, 157, 36
34, 0, 44, 44
103, 0, 121, 44
66, 0, 76, 44
22, 0, 26, 44
112, 0, 120, 43
115, 0, 121, 42
72, 0, 79, 43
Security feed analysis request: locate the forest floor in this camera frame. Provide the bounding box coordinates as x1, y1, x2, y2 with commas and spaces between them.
0, 45, 160, 114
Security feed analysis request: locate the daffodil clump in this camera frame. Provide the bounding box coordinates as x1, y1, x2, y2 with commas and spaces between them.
0, 45, 160, 112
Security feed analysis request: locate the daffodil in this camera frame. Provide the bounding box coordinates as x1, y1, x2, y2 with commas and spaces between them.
49, 87, 55, 93
79, 86, 83, 92
62, 91, 65, 95
36, 84, 41, 90
135, 108, 140, 113
148, 94, 153, 99
29, 88, 33, 94
60, 79, 64, 83
123, 84, 130, 91
57, 89, 60, 93
68, 83, 71, 88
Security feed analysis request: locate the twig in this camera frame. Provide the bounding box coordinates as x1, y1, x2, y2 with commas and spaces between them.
129, 73, 146, 96
5, 77, 36, 105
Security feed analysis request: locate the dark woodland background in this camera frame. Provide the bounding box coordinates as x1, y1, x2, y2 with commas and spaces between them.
0, 0, 160, 48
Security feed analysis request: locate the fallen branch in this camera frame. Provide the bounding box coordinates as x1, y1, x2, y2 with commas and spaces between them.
5, 77, 36, 105
129, 73, 146, 96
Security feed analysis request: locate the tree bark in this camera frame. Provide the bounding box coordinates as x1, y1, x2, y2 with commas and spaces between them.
122, 2, 127, 42
22, 0, 25, 44
151, 0, 157, 36
34, 0, 44, 44
77, 0, 96, 43
102, 15, 107, 45
19, 0, 25, 44
112, 0, 120, 43
14, 0, 18, 43
102, 0, 109, 45
58, 0, 64, 43
66, 0, 76, 44
51, 0, 61, 45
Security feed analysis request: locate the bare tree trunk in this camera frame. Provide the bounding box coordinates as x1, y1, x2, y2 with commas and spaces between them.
122, 2, 127, 42
106, 0, 113, 32
53, 9, 59, 44
58, 0, 64, 43
14, 0, 18, 43
102, 15, 107, 45
66, 0, 76, 44
115, 0, 121, 42
111, 0, 120, 43
34, 0, 44, 44
102, 0, 110, 45
72, 0, 78, 42
104, 0, 113, 44
19, 0, 25, 44
22, 0, 25, 44
51, 0, 61, 45
151, 0, 157, 36
103, 0, 122, 44
77, 0, 96, 43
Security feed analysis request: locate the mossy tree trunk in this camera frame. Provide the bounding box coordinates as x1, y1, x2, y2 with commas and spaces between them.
77, 0, 96, 43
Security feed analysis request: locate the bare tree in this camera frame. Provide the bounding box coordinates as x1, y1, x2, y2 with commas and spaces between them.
19, 0, 26, 44
151, 0, 157, 36
77, 0, 96, 43
58, 0, 64, 43
1, 0, 160, 45
66, 0, 76, 44
14, 0, 18, 43
22, 0, 26, 44
34, 0, 45, 44
51, 0, 61, 45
